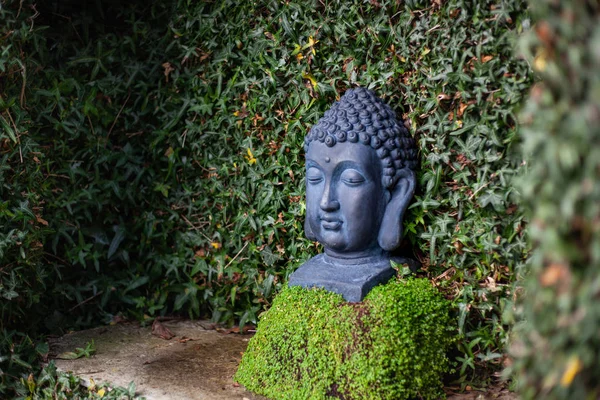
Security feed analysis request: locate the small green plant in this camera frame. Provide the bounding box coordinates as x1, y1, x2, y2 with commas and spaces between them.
56, 340, 96, 360
14, 361, 142, 400
235, 278, 455, 400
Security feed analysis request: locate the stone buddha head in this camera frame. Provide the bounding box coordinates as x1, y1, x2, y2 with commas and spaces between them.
303, 88, 417, 261
289, 88, 418, 301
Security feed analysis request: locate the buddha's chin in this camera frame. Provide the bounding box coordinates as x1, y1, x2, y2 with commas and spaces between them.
318, 235, 380, 259
316, 230, 347, 252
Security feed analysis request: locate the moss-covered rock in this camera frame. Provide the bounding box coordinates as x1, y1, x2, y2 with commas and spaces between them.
235, 278, 454, 399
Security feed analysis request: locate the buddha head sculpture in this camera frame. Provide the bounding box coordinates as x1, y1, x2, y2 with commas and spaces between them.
289, 87, 418, 302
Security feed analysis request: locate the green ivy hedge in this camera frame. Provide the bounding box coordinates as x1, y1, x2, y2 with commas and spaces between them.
1, 0, 533, 394
507, 0, 600, 398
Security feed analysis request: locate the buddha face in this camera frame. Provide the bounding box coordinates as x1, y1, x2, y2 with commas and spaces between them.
305, 140, 389, 258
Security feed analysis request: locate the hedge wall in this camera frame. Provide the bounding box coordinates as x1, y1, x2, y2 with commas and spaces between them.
1, 0, 532, 393
508, 0, 600, 398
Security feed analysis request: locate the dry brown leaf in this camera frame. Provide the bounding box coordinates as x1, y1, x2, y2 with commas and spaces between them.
276, 212, 285, 225
540, 263, 570, 287
437, 93, 452, 102
109, 314, 128, 325
536, 21, 554, 46
195, 248, 206, 258
152, 319, 175, 340
217, 325, 255, 335
162, 62, 174, 82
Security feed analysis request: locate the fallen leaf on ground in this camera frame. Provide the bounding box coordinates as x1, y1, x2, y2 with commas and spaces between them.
55, 351, 82, 360
217, 325, 255, 335
109, 314, 128, 325
152, 319, 175, 340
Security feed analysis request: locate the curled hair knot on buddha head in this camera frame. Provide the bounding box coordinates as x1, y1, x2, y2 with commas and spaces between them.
304, 87, 418, 190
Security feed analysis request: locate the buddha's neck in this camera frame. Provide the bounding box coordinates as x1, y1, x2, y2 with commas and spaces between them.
323, 248, 388, 266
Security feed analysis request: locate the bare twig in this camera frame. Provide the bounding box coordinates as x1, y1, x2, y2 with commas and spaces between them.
180, 214, 199, 230
106, 91, 131, 143
4, 109, 23, 163
468, 182, 491, 200
224, 242, 249, 269
180, 214, 212, 242
19, 63, 26, 107
68, 291, 104, 312
28, 4, 39, 31
43, 251, 69, 264
46, 173, 70, 179
17, 0, 24, 18
426, 24, 441, 34
87, 114, 96, 136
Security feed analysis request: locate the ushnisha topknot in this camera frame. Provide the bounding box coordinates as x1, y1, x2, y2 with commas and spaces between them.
304, 87, 418, 189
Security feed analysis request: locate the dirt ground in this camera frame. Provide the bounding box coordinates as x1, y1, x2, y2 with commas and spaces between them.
50, 320, 264, 400
49, 320, 516, 400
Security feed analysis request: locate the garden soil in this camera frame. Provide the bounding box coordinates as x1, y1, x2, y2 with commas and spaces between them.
49, 320, 516, 400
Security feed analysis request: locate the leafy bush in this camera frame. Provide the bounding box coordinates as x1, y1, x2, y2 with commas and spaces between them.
506, 0, 600, 398
235, 278, 454, 399
13, 361, 139, 400
0, 0, 533, 392
0, 0, 53, 335
153, 1, 533, 378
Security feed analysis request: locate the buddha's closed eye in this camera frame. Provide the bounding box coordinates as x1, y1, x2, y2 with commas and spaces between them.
307, 167, 324, 184
340, 169, 366, 186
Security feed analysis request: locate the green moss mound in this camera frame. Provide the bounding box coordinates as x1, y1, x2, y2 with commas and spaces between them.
235, 278, 454, 400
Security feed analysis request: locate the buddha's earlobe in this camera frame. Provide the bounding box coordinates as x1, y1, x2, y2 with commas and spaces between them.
378, 168, 416, 251
305, 217, 317, 240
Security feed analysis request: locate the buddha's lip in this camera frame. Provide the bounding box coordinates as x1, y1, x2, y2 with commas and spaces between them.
319, 215, 342, 230
319, 215, 341, 223
321, 220, 342, 230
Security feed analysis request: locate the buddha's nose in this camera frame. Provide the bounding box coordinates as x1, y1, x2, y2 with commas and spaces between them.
319, 181, 340, 211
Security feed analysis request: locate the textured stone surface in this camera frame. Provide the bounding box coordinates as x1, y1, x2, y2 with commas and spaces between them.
288, 253, 396, 302
49, 320, 264, 400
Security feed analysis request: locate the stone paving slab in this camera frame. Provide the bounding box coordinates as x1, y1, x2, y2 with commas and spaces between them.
49, 320, 516, 400
49, 320, 264, 400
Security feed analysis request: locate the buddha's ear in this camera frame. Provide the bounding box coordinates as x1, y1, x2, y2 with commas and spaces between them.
305, 217, 317, 241
378, 168, 416, 251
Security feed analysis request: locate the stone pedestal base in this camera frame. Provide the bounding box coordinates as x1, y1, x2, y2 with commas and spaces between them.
288, 253, 397, 302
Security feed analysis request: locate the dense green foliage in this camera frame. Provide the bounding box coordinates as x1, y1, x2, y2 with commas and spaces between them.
1, 0, 532, 395
14, 361, 139, 400
236, 278, 453, 400
506, 1, 600, 398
